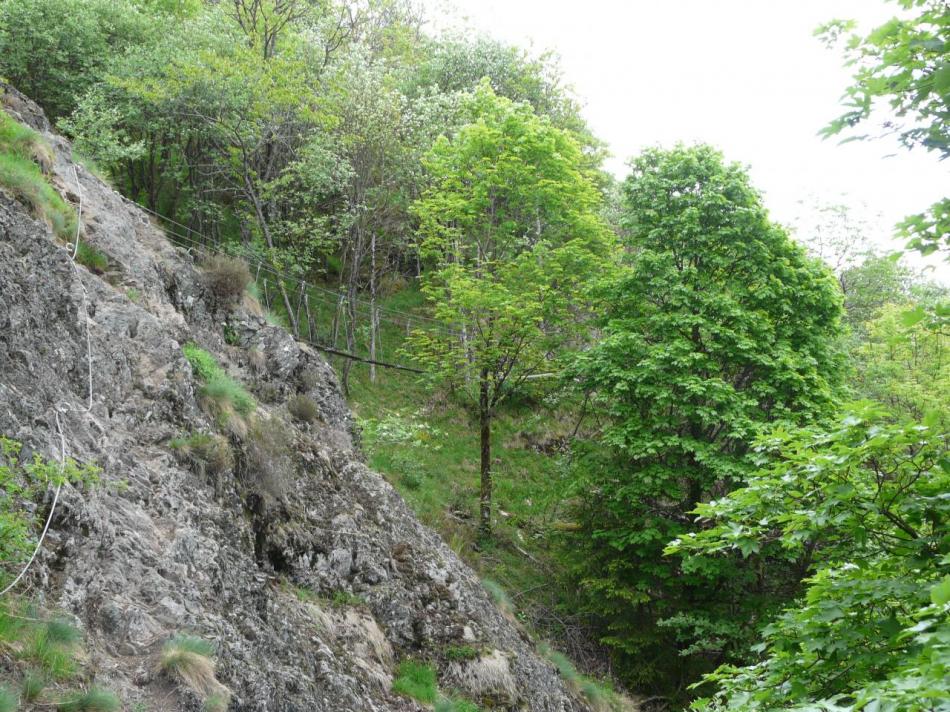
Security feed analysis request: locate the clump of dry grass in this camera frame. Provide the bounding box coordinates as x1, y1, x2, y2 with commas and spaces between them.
159, 635, 230, 707
202, 255, 252, 308
170, 433, 233, 477
244, 416, 293, 500
287, 394, 320, 424
444, 649, 518, 705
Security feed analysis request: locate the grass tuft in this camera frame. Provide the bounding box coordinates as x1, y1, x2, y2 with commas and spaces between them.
0, 687, 14, 712
22, 670, 45, 702
160, 635, 230, 705
202, 255, 251, 308
75, 241, 108, 273
392, 660, 437, 703
0, 112, 75, 240
435, 697, 480, 712
169, 433, 233, 477
182, 344, 255, 422
57, 687, 120, 712
287, 394, 320, 423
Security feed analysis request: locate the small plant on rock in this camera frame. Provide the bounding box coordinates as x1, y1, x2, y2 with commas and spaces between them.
21, 670, 45, 702
202, 255, 251, 308
75, 241, 109, 273
182, 344, 255, 427
169, 433, 233, 477
159, 635, 230, 708
392, 660, 437, 704
287, 394, 319, 424
57, 687, 121, 712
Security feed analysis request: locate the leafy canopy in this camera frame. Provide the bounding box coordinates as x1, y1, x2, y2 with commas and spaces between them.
671, 407, 950, 711
562, 144, 845, 694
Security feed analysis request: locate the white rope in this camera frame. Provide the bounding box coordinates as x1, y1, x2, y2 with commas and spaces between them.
70, 165, 82, 260
1, 165, 94, 597
0, 412, 67, 597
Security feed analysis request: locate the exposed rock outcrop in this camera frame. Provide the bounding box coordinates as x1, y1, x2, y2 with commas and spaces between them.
0, 84, 589, 711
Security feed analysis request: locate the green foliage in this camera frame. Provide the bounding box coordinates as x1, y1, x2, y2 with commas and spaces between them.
0, 687, 13, 712
74, 241, 109, 273
328, 590, 366, 609
58, 687, 121, 712
562, 144, 845, 695
408, 81, 613, 534
0, 111, 76, 240
444, 645, 480, 662
182, 343, 255, 419
671, 407, 950, 710
819, 1, 950, 258
0, 436, 99, 585
392, 660, 437, 703
480, 579, 513, 616
852, 302, 950, 421
0, 0, 151, 119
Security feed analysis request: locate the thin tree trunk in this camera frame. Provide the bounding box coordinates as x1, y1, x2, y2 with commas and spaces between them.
369, 232, 377, 383
479, 369, 492, 539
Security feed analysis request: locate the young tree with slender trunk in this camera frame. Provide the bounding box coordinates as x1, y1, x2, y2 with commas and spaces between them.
408, 82, 613, 538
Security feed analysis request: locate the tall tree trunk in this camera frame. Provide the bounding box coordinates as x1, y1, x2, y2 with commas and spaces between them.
369, 231, 377, 383
479, 369, 492, 539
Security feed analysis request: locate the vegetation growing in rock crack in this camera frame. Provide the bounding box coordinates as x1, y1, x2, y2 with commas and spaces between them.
391, 660, 438, 704
183, 343, 256, 425
159, 635, 230, 707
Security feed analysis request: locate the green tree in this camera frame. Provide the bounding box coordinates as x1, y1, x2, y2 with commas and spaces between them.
0, 0, 151, 119
408, 83, 612, 537
852, 302, 949, 421
563, 145, 844, 694
819, 0, 950, 258
671, 407, 950, 711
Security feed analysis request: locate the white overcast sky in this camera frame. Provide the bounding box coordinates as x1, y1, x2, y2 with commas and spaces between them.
423, 0, 949, 275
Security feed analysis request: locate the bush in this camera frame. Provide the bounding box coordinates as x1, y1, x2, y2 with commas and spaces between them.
245, 417, 293, 500
202, 255, 252, 308
74, 241, 108, 273
392, 660, 437, 703
57, 687, 120, 712
169, 433, 233, 476
287, 394, 319, 423
0, 112, 76, 240
182, 344, 256, 424
159, 635, 230, 706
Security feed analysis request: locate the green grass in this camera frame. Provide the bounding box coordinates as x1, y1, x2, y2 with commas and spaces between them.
436, 697, 480, 712
183, 343, 256, 418
392, 660, 437, 703
21, 670, 45, 702
75, 241, 109, 272
58, 687, 121, 712
0, 687, 14, 712
0, 111, 76, 240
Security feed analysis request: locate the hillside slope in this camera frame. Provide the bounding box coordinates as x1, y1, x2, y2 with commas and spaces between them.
0, 84, 590, 712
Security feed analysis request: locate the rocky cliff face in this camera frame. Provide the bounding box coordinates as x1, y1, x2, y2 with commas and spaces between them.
0, 85, 589, 712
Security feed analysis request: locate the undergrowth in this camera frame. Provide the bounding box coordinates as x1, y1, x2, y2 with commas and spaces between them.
182, 343, 256, 423
0, 111, 75, 240
392, 660, 437, 703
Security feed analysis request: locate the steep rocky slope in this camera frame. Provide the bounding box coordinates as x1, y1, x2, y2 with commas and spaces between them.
0, 85, 591, 711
